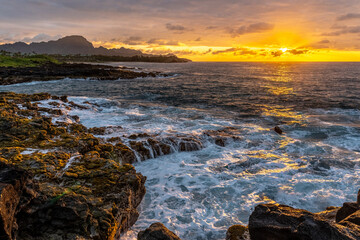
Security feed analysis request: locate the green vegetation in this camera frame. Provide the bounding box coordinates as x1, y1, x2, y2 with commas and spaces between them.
0, 51, 190, 67
0, 52, 60, 67
51, 54, 191, 63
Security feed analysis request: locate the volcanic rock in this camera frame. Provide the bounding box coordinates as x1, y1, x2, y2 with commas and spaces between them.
226, 225, 247, 240
336, 202, 360, 223
248, 203, 360, 240
137, 222, 181, 240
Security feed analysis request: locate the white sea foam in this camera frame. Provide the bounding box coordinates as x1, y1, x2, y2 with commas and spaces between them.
36, 96, 359, 240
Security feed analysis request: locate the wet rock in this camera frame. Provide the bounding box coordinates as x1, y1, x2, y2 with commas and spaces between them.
130, 141, 151, 161
249, 203, 360, 240
147, 138, 172, 156
226, 225, 247, 240
340, 210, 360, 226
114, 143, 136, 164
0, 92, 147, 239
0, 183, 19, 240
88, 127, 106, 135
128, 133, 150, 140
138, 222, 181, 240
357, 189, 360, 205
336, 202, 360, 223
274, 126, 283, 135
178, 137, 203, 152
316, 207, 340, 222
215, 137, 226, 147
68, 101, 89, 110
59, 96, 68, 103
0, 63, 167, 86
0, 162, 31, 240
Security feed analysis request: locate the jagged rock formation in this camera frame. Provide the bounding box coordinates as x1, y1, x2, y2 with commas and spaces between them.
248, 203, 360, 240
0, 92, 146, 239
0, 63, 166, 85
137, 222, 181, 240
226, 225, 248, 240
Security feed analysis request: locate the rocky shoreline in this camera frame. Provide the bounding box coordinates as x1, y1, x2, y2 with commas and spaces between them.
0, 91, 359, 240
0, 63, 167, 85
0, 92, 146, 239
139, 190, 360, 240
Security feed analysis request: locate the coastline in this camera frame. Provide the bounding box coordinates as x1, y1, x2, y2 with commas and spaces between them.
1, 91, 359, 240
0, 62, 167, 86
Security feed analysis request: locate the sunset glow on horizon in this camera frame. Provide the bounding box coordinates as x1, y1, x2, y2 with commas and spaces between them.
1, 0, 360, 61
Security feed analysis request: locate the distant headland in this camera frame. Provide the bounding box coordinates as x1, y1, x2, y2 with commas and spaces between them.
0, 35, 191, 63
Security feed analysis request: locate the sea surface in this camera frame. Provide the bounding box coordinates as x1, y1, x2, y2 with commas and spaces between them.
1, 62, 360, 239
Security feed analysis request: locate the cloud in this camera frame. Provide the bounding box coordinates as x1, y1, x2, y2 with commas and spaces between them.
166, 23, 187, 31
322, 25, 360, 36
206, 26, 218, 30
147, 38, 180, 46
123, 36, 143, 45
337, 13, 360, 21
22, 33, 62, 43
271, 50, 283, 57
228, 22, 274, 37
305, 39, 330, 49
146, 48, 212, 56
212, 47, 257, 55
287, 49, 308, 55
194, 37, 202, 41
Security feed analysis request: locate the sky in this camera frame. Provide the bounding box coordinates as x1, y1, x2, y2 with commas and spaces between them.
1, 0, 360, 61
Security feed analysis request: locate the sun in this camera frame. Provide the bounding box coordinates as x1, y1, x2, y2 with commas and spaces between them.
280, 48, 288, 53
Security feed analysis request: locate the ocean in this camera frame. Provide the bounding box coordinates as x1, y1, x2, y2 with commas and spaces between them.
1, 62, 359, 239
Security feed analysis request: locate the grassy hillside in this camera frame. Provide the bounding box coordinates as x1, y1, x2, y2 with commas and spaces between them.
0, 53, 60, 67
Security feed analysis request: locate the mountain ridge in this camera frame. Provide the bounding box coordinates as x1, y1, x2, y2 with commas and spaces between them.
0, 35, 146, 57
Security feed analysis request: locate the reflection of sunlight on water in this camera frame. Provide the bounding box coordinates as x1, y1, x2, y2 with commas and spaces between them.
261, 105, 307, 125
267, 86, 293, 95
261, 64, 305, 124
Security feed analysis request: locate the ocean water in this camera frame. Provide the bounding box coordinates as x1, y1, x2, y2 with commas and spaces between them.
1, 62, 360, 239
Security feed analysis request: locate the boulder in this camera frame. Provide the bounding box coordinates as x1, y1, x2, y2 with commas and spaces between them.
357, 189, 360, 205
248, 203, 360, 240
226, 225, 247, 240
138, 222, 181, 240
336, 202, 360, 223
274, 126, 283, 135
316, 207, 340, 222
0, 162, 31, 240
0, 183, 19, 240
340, 210, 360, 226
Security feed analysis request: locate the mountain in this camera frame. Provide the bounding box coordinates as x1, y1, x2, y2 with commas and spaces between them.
0, 35, 145, 57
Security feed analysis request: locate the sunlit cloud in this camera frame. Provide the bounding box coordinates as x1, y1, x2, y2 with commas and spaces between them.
122, 36, 143, 45
147, 38, 181, 46
322, 25, 360, 36
228, 22, 274, 37
337, 13, 360, 21
166, 23, 188, 31
212, 47, 257, 55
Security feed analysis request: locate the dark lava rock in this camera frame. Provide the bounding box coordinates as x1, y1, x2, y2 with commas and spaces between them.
226, 225, 247, 240
0, 162, 31, 240
60, 95, 68, 103
0, 63, 167, 85
249, 203, 360, 240
357, 189, 360, 205
274, 126, 283, 135
0, 92, 147, 239
138, 222, 181, 240
336, 202, 360, 223
316, 207, 340, 222
341, 210, 360, 226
